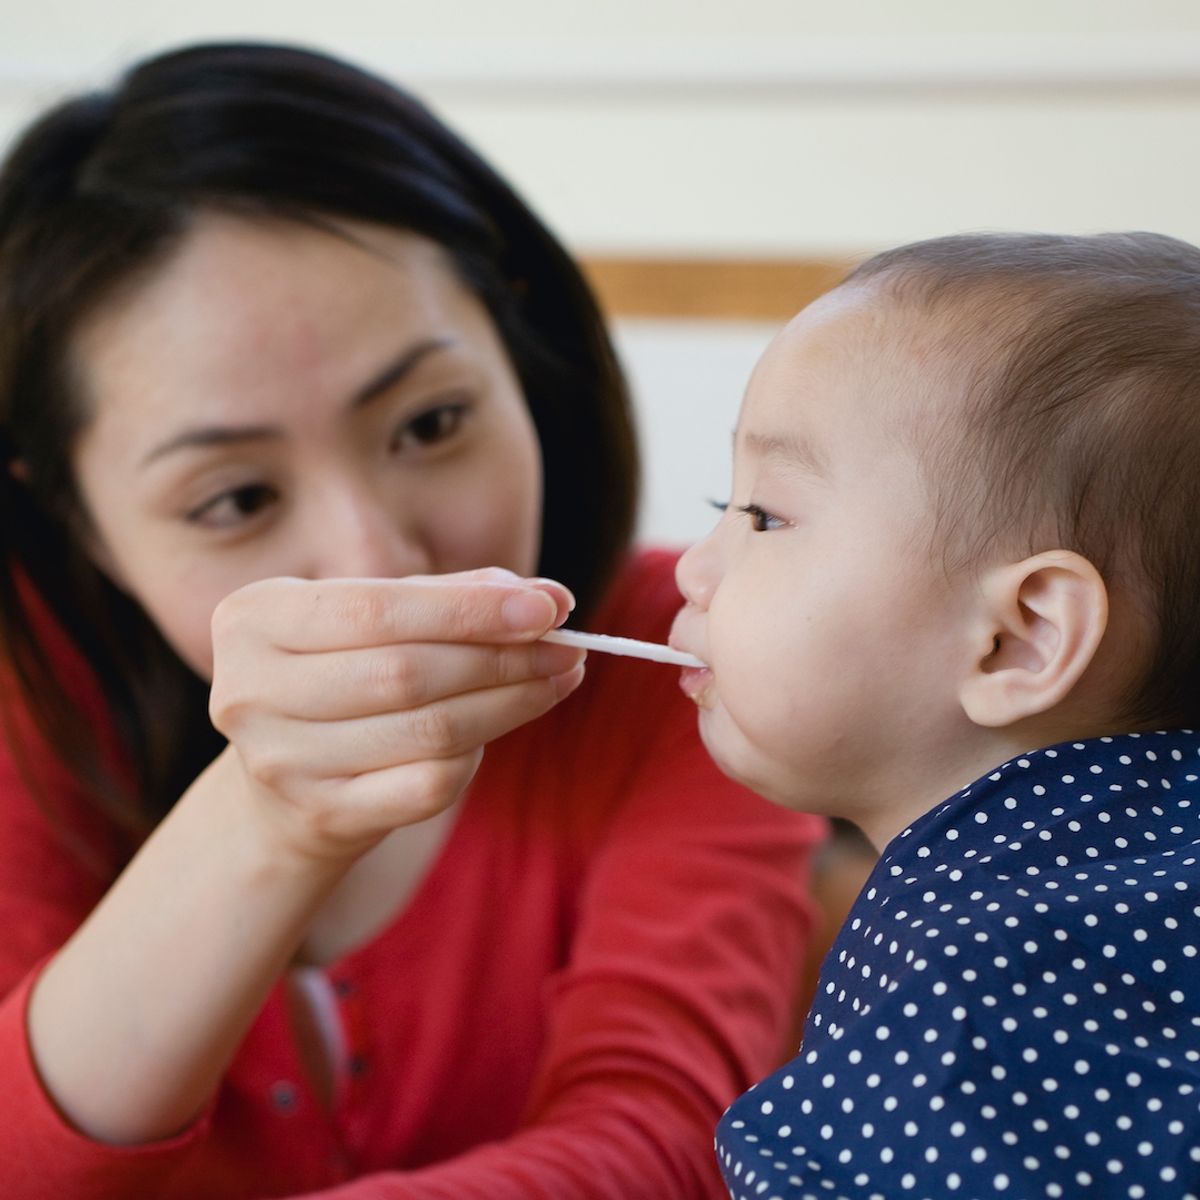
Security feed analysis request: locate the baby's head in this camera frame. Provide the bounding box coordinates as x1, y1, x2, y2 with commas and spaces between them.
671, 231, 1200, 844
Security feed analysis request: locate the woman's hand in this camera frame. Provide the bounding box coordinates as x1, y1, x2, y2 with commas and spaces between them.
27, 568, 584, 1147
208, 568, 585, 865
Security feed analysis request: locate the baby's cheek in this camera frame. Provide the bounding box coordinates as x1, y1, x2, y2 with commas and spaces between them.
705, 584, 753, 662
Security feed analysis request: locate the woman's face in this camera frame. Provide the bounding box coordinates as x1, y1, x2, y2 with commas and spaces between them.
70, 213, 543, 679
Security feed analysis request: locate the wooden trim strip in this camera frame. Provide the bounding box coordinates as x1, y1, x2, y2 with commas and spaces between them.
579, 256, 858, 322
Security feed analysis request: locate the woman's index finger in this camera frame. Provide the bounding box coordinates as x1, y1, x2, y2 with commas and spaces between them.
263, 574, 569, 652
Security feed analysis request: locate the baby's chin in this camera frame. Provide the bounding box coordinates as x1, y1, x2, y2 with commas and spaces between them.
680, 672, 797, 803
696, 710, 799, 809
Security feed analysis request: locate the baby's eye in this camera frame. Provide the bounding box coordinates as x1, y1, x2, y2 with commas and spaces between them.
392, 400, 469, 452
706, 498, 788, 533
737, 502, 787, 532
186, 483, 278, 529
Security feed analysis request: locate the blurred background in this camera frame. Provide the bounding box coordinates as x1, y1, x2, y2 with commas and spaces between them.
3, 0, 1199, 545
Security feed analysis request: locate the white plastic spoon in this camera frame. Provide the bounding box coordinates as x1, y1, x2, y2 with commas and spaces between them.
542, 628, 705, 668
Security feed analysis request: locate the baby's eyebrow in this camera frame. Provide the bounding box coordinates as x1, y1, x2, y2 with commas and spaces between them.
737, 427, 828, 477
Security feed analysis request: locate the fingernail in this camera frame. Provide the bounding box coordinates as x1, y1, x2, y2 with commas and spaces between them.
552, 662, 586, 698
528, 577, 577, 619
534, 642, 586, 674
502, 589, 557, 631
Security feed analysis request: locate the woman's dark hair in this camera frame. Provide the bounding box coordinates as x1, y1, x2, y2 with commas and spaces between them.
0, 42, 639, 853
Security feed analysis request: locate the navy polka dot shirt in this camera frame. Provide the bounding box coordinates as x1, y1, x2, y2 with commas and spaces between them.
717, 731, 1200, 1199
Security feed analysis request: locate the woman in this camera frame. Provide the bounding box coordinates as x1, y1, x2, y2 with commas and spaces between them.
0, 43, 823, 1199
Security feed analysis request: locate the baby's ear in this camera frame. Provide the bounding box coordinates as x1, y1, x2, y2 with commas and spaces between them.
959, 551, 1108, 728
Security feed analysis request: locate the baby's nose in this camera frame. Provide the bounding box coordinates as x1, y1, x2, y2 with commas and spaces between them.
675, 532, 721, 611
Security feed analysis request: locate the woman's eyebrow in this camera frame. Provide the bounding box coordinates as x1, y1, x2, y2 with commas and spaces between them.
139, 423, 282, 468
139, 336, 460, 468
349, 335, 458, 410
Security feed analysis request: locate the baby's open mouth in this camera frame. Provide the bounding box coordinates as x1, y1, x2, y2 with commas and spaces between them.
677, 663, 714, 708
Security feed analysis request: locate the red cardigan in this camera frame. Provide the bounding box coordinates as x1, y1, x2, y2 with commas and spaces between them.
0, 548, 824, 1199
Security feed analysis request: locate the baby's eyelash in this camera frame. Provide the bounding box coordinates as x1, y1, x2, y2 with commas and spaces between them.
707, 498, 788, 532
738, 503, 787, 532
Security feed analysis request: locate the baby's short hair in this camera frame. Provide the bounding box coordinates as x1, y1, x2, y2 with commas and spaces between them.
845, 231, 1200, 728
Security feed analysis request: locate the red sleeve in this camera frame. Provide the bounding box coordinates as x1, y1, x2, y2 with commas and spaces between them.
0, 626, 212, 1200
0, 549, 825, 1200
292, 549, 826, 1200
0, 971, 213, 1200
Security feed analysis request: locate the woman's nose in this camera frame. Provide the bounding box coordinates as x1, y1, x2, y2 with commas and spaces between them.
305, 486, 433, 580
675, 526, 723, 612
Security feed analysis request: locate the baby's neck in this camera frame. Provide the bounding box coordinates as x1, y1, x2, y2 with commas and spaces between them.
853, 716, 1133, 852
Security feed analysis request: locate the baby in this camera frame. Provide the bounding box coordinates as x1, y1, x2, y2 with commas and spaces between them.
670, 232, 1200, 1200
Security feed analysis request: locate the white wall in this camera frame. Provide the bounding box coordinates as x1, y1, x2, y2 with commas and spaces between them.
615, 320, 771, 546
5, 5, 1200, 253
3, 2, 1199, 542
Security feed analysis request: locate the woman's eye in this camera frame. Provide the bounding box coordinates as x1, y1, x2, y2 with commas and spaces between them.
392, 401, 468, 451
186, 483, 278, 529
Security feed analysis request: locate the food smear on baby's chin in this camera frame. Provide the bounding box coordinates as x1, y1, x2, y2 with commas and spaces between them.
678, 665, 714, 709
